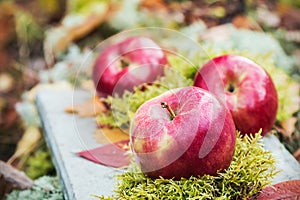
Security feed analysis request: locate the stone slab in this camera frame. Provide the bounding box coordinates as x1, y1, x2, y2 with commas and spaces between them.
36, 89, 122, 200
36, 89, 300, 199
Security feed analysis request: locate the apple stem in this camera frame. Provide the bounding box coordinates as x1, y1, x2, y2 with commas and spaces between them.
161, 102, 176, 120
120, 58, 130, 68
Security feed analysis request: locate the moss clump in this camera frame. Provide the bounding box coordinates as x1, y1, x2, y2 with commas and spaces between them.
98, 131, 279, 199
25, 147, 56, 180
96, 67, 192, 128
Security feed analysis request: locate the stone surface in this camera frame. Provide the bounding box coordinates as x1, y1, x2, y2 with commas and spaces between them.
36, 89, 300, 199
36, 89, 122, 200
263, 134, 300, 184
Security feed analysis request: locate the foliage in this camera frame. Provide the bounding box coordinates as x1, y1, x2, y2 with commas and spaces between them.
6, 176, 63, 200
98, 131, 279, 199
68, 0, 110, 14
15, 10, 44, 52
25, 146, 56, 180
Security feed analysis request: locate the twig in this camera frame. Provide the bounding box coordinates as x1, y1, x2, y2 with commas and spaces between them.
0, 160, 33, 189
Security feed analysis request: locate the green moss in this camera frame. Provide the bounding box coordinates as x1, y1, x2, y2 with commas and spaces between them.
98, 131, 279, 199
15, 10, 44, 52
97, 67, 192, 128
25, 147, 55, 180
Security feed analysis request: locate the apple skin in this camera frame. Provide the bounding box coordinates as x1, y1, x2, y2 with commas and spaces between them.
130, 86, 236, 179
193, 55, 278, 136
92, 36, 168, 98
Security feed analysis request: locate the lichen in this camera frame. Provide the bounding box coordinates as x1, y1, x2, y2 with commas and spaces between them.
6, 176, 63, 200
97, 131, 279, 199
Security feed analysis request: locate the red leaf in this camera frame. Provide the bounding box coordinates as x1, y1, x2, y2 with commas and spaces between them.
256, 180, 300, 200
77, 140, 130, 168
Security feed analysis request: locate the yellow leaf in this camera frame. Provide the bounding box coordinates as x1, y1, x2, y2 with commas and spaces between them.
25, 81, 72, 102
93, 127, 129, 144
280, 117, 297, 137
65, 96, 107, 117
8, 126, 41, 165
44, 1, 110, 64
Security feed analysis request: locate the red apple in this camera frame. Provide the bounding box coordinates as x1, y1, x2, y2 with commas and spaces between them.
92, 36, 168, 98
194, 55, 278, 136
130, 86, 236, 179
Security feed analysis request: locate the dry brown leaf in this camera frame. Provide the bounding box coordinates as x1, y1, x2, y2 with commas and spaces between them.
280, 117, 297, 137
44, 2, 111, 65
140, 0, 168, 12
93, 127, 129, 144
7, 126, 41, 165
232, 15, 262, 30
65, 96, 107, 117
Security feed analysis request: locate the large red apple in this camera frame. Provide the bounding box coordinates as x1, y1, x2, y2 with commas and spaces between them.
130, 86, 236, 179
194, 55, 278, 136
92, 36, 168, 98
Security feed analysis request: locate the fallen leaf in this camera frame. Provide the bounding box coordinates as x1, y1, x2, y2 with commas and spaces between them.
44, 1, 110, 65
7, 126, 41, 165
77, 140, 130, 168
140, 0, 168, 12
256, 180, 300, 199
65, 96, 107, 117
232, 15, 262, 30
93, 127, 129, 144
280, 117, 297, 137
